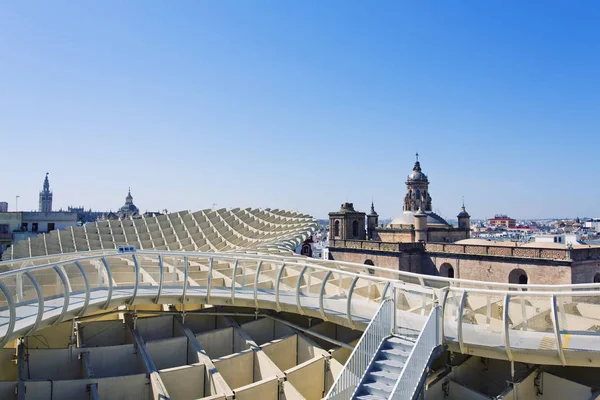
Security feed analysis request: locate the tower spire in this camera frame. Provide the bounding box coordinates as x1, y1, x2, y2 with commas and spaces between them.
39, 172, 53, 212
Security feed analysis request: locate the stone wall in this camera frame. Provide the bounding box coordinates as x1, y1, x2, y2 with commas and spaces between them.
570, 261, 600, 284
427, 229, 469, 243
330, 239, 600, 285
373, 228, 468, 243
426, 254, 573, 285
328, 246, 423, 278
424, 243, 572, 261
374, 230, 413, 243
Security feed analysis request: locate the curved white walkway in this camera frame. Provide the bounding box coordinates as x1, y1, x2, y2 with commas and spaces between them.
1, 251, 600, 368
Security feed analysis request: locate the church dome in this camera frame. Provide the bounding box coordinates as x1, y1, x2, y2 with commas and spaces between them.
389, 210, 450, 228
406, 156, 428, 182
458, 209, 470, 218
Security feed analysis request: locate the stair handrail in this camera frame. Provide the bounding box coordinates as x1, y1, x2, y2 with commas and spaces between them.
325, 297, 394, 400
388, 305, 442, 400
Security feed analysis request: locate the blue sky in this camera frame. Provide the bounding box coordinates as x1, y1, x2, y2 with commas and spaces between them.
1, 1, 598, 220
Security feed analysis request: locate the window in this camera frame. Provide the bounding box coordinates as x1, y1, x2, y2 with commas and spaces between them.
440, 263, 454, 278
334, 220, 340, 237
509, 269, 528, 286
21, 223, 28, 231
352, 220, 359, 237
301, 244, 312, 257
31, 223, 38, 233
47, 223, 55, 231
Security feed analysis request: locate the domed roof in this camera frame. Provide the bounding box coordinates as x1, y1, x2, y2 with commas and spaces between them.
121, 204, 139, 213
457, 202, 470, 218
458, 209, 470, 218
389, 210, 450, 227
406, 154, 428, 182
408, 162, 427, 181
368, 202, 378, 216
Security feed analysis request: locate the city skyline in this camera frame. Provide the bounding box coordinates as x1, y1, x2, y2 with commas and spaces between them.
1, 1, 599, 220
3, 170, 594, 222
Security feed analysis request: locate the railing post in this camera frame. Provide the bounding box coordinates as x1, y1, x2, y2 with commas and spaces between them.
231, 259, 239, 304
155, 254, 164, 304
392, 284, 397, 335
503, 294, 513, 362
16, 273, 23, 302
550, 295, 566, 365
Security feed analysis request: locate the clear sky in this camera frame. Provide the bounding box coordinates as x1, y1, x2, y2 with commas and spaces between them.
1, 1, 599, 220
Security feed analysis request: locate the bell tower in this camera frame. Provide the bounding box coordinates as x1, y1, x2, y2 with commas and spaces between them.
39, 173, 53, 212
328, 203, 366, 241
403, 153, 432, 212
367, 202, 379, 240
457, 200, 471, 238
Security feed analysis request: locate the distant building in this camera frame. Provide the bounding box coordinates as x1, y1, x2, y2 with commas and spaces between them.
585, 218, 600, 232
0, 211, 78, 256
67, 206, 105, 224
487, 215, 516, 229
328, 203, 366, 241
329, 155, 470, 244
0, 202, 7, 212
39, 173, 53, 212
15, 211, 78, 237
534, 233, 584, 246
101, 189, 141, 220
117, 188, 140, 219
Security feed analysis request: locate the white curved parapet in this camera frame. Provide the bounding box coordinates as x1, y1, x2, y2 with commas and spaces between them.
1, 251, 600, 368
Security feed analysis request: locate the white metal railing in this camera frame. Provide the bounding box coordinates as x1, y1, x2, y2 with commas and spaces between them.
8, 248, 600, 293
325, 297, 394, 400
0, 251, 429, 348
389, 305, 442, 400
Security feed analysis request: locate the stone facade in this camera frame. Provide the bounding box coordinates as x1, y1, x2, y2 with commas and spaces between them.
329, 239, 600, 285
328, 203, 366, 241
328, 240, 424, 279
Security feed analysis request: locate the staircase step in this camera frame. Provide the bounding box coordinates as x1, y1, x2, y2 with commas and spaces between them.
368, 369, 400, 383
355, 395, 388, 400
361, 382, 394, 398
387, 336, 415, 346
374, 358, 405, 370
380, 348, 410, 359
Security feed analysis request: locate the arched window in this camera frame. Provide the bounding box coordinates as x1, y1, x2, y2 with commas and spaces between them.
509, 269, 528, 285
334, 220, 340, 237
440, 263, 454, 278
365, 259, 375, 275
593, 273, 600, 283
416, 189, 421, 200
352, 220, 359, 237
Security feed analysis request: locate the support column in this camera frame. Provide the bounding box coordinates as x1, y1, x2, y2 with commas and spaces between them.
125, 315, 171, 400
173, 316, 234, 399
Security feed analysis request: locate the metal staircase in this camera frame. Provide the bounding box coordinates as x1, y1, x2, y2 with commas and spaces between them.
326, 296, 442, 400
354, 336, 414, 399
